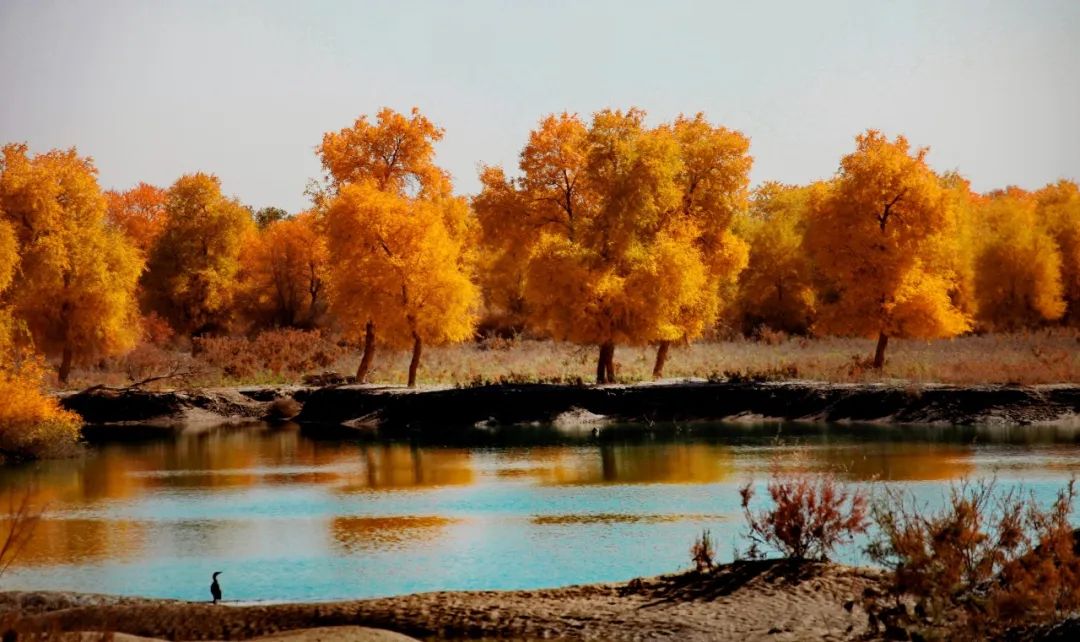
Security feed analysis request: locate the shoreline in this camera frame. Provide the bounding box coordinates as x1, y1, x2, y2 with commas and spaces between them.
1, 560, 888, 641
59, 380, 1080, 438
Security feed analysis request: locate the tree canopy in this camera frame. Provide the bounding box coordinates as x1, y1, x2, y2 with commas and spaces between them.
804, 130, 970, 368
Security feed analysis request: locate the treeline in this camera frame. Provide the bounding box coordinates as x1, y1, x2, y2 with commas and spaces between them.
1, 107, 1078, 394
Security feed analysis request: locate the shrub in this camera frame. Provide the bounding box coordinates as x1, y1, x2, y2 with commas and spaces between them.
0, 356, 81, 461
867, 479, 1080, 637
739, 460, 868, 561
690, 528, 716, 572
194, 329, 344, 382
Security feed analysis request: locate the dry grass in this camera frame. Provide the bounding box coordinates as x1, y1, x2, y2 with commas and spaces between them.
346, 330, 1080, 387
60, 329, 1078, 390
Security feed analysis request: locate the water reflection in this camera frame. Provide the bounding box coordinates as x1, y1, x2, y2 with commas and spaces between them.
13, 518, 145, 565
3, 421, 1080, 601
531, 513, 725, 525
337, 447, 476, 490
529, 444, 735, 485
332, 516, 457, 552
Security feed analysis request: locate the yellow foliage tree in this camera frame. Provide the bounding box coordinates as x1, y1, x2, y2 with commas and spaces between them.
237, 212, 328, 329
105, 182, 167, 254
477, 109, 750, 382
973, 188, 1066, 330
143, 173, 255, 337
1035, 180, 1080, 325
804, 131, 970, 368
319, 107, 450, 198
0, 144, 143, 384
937, 172, 981, 319
325, 182, 478, 386
649, 114, 751, 376
736, 182, 819, 335
319, 108, 477, 385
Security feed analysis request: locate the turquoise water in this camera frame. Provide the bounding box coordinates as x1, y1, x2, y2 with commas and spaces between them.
2, 421, 1079, 603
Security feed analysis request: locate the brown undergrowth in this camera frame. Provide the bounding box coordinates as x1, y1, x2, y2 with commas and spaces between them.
57, 329, 1080, 390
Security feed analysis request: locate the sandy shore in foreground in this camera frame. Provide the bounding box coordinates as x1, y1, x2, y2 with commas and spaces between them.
1, 560, 886, 641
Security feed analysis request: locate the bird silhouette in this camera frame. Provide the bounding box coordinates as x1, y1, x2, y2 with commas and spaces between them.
210, 571, 223, 604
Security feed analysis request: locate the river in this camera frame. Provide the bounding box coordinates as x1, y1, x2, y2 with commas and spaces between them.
1, 421, 1079, 602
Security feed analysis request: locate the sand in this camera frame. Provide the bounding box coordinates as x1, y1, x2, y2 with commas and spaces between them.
1, 560, 887, 641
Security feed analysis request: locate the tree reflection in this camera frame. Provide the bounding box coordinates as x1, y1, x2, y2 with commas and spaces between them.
806, 444, 975, 481
11, 518, 144, 565
336, 445, 476, 490
331, 515, 456, 552
541, 444, 734, 485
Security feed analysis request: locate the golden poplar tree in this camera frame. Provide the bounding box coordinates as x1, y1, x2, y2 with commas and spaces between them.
319, 108, 477, 385
105, 182, 168, 253
937, 172, 981, 319
143, 173, 255, 337
238, 212, 328, 329
804, 131, 969, 368
736, 182, 820, 335
326, 184, 477, 386
0, 144, 143, 384
477, 109, 749, 382
649, 114, 751, 377
973, 188, 1065, 330
1035, 180, 1080, 325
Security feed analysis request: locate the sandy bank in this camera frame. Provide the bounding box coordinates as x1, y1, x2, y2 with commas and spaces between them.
2, 561, 885, 641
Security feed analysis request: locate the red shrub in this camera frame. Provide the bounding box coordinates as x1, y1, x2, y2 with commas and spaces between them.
740, 463, 868, 561
867, 479, 1080, 636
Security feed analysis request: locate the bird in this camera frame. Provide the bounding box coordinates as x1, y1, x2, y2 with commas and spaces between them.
210, 571, 223, 604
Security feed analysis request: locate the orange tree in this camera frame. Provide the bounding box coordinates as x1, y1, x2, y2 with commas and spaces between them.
476, 109, 750, 382
143, 173, 255, 337
804, 131, 969, 368
0, 144, 142, 384
1035, 180, 1080, 325
735, 182, 821, 335
318, 108, 477, 385
105, 182, 168, 254
973, 187, 1065, 330
237, 212, 328, 330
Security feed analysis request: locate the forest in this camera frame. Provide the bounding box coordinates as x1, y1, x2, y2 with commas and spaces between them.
1, 106, 1078, 458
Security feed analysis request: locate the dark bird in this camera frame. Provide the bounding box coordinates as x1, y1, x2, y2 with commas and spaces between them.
210, 571, 223, 604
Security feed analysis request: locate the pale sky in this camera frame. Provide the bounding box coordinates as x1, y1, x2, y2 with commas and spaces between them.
1, 0, 1078, 213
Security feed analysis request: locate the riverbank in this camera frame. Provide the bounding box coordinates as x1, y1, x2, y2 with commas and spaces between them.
59, 380, 1080, 437
2, 561, 885, 641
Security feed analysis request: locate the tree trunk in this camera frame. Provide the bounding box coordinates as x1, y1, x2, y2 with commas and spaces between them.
596, 342, 615, 384
872, 332, 889, 369
58, 346, 73, 386
652, 341, 670, 379
407, 332, 423, 388
605, 344, 616, 383
355, 321, 375, 383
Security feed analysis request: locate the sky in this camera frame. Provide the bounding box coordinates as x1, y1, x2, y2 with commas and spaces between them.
1, 0, 1078, 213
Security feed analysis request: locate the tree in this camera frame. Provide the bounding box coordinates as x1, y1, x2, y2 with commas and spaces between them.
804, 131, 969, 368
143, 173, 255, 337
1035, 180, 1080, 325
325, 182, 478, 386
973, 188, 1065, 330
0, 144, 143, 384
254, 206, 291, 229
105, 182, 167, 253
650, 114, 751, 377
477, 109, 749, 382
937, 172, 981, 320
317, 107, 457, 382
736, 182, 819, 335
0, 220, 15, 295
238, 212, 328, 329
319, 107, 450, 197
